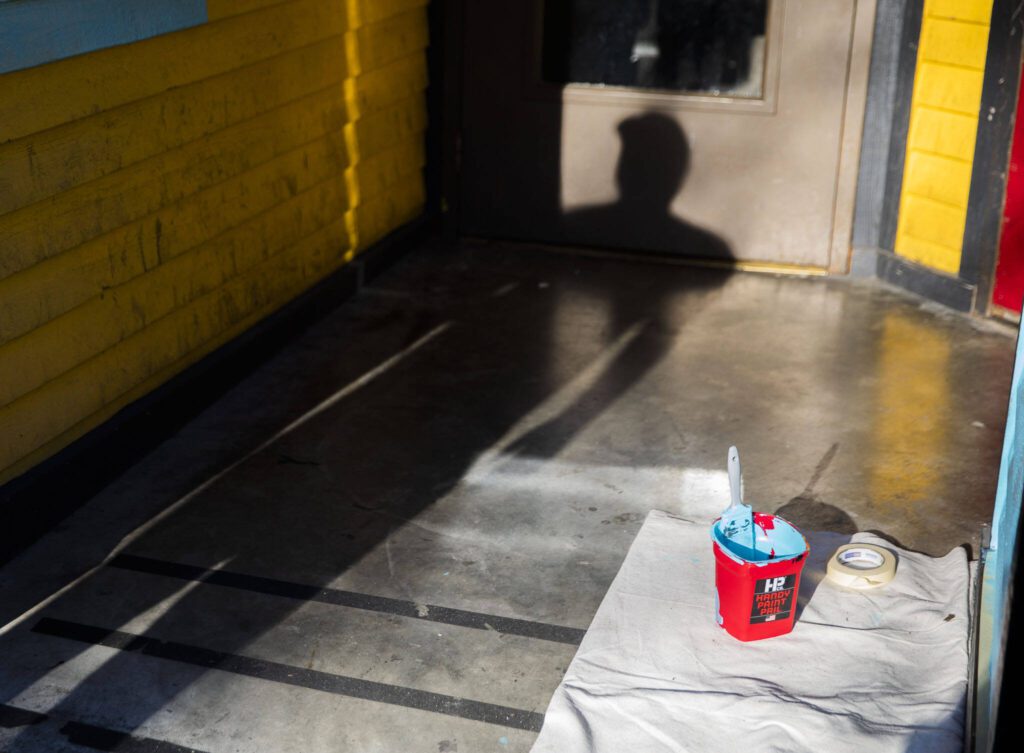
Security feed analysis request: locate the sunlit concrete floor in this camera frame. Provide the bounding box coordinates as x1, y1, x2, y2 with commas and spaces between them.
0, 240, 1017, 752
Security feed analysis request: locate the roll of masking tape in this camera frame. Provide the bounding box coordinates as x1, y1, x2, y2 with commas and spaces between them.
826, 544, 897, 589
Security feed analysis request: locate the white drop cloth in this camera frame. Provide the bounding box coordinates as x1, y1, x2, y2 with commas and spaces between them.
532, 511, 970, 753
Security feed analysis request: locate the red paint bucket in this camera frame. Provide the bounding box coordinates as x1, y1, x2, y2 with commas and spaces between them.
711, 513, 809, 642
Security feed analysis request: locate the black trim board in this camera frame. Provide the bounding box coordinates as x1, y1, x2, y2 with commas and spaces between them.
0, 219, 427, 566
853, 0, 916, 249
878, 0, 925, 252
424, 0, 444, 228
960, 0, 1024, 310
437, 0, 466, 243
875, 248, 976, 312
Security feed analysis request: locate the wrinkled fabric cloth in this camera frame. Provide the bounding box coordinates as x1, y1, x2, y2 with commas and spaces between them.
532, 511, 969, 753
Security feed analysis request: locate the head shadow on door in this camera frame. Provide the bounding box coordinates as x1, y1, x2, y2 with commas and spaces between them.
561, 112, 732, 261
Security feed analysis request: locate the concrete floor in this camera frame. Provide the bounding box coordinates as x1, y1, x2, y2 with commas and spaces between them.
0, 240, 1016, 752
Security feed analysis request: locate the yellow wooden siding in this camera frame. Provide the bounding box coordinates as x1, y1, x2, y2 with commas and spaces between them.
927, 0, 992, 24
0, 0, 428, 483
894, 0, 993, 274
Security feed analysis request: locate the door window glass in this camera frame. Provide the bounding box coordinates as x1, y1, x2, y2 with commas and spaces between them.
542, 0, 769, 98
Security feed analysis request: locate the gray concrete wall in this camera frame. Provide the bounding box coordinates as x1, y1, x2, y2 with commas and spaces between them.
852, 0, 911, 251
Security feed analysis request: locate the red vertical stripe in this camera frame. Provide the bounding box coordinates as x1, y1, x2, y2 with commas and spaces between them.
993, 68, 1024, 313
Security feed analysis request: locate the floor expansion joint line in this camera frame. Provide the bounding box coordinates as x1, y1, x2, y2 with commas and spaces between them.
0, 703, 208, 752
108, 553, 586, 645
30, 618, 547, 733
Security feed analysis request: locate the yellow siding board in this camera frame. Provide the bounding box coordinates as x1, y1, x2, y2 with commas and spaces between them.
0, 220, 348, 472
926, 0, 993, 24
154, 135, 347, 264
349, 95, 428, 163
0, 230, 339, 486
0, 0, 346, 144
354, 141, 426, 204
893, 233, 962, 275
354, 178, 425, 250
207, 0, 293, 20
915, 62, 986, 114
0, 142, 346, 356
0, 179, 347, 406
351, 0, 429, 27
903, 151, 974, 208
898, 194, 968, 250
346, 53, 428, 119
0, 239, 143, 346
920, 19, 989, 69
1, 87, 347, 281
351, 10, 430, 75
0, 37, 346, 217
908, 108, 979, 161
0, 130, 347, 345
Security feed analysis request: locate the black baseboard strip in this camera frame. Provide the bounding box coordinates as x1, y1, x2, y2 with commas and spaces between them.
0, 218, 427, 566
874, 248, 976, 312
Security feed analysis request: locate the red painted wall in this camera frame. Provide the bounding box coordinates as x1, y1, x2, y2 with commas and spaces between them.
993, 69, 1024, 313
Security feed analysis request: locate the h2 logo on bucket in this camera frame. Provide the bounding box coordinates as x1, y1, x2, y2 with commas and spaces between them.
750, 574, 796, 623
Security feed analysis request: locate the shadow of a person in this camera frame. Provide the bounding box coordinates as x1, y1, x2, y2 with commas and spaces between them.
562, 112, 731, 260
504, 115, 733, 460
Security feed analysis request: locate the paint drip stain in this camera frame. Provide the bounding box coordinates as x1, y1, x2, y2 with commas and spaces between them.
753, 513, 776, 557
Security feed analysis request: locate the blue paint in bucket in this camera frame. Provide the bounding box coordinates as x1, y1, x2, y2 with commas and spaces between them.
712, 513, 806, 565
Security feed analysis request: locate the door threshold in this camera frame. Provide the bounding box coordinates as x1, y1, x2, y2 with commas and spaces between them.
463, 237, 829, 278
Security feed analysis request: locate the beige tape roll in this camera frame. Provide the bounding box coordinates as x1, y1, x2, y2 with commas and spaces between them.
826, 544, 897, 589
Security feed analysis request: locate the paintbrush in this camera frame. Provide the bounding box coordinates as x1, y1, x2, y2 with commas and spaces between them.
721, 446, 755, 551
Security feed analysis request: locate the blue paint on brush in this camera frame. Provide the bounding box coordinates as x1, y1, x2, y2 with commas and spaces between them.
721, 446, 755, 549
1, 0, 208, 74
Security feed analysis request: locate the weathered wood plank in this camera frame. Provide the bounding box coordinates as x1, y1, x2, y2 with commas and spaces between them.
0, 124, 347, 345
0, 176, 347, 406
346, 94, 427, 165
206, 0, 292, 21
0, 0, 345, 144
0, 36, 346, 216
348, 9, 428, 76
353, 171, 424, 251
349, 0, 428, 28
345, 52, 427, 120
0, 87, 348, 282
0, 219, 349, 474
352, 139, 425, 206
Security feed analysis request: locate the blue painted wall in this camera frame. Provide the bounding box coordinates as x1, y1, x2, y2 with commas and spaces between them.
980, 324, 1024, 750
0, 0, 207, 74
